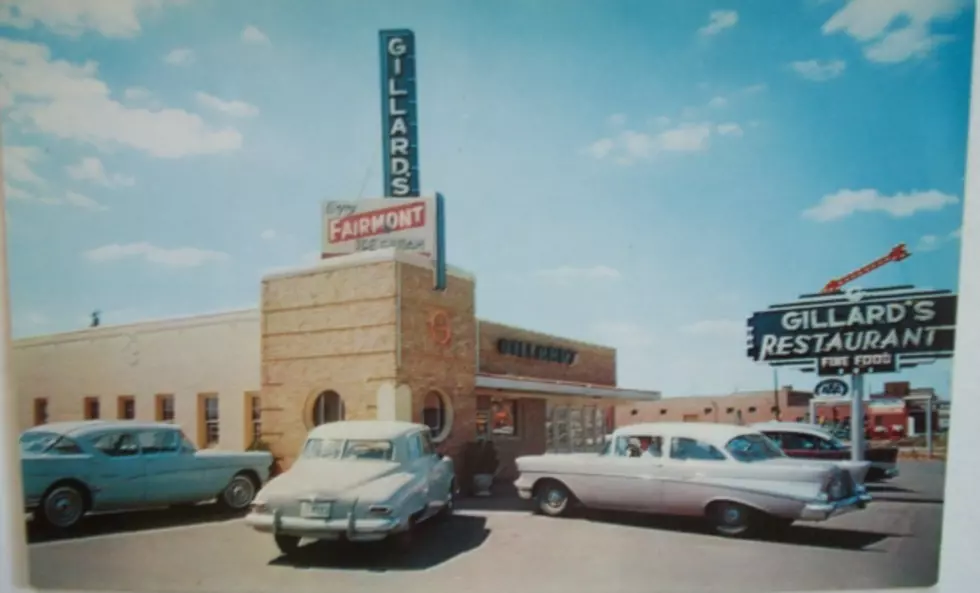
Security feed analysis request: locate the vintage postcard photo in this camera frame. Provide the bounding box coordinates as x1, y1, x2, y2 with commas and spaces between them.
0, 1, 975, 592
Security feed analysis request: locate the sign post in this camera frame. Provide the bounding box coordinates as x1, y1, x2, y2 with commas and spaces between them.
849, 373, 865, 462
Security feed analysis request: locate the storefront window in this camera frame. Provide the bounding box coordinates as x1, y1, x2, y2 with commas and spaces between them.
422, 391, 448, 438
490, 399, 518, 436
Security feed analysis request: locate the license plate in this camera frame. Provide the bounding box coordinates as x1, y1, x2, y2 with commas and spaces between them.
300, 501, 332, 518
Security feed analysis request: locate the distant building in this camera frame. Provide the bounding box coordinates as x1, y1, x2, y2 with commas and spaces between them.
615, 387, 813, 428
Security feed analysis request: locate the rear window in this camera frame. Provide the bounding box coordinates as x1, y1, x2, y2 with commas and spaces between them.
20, 433, 83, 455
301, 438, 394, 461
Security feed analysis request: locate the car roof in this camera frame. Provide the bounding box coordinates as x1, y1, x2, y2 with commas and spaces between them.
306, 420, 426, 440
751, 421, 835, 438
613, 422, 760, 443
23, 420, 179, 438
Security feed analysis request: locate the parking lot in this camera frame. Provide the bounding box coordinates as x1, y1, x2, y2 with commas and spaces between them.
28, 461, 945, 593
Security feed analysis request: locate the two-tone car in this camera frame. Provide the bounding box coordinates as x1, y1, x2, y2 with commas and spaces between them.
752, 422, 900, 482
20, 420, 274, 530
514, 422, 871, 537
245, 420, 456, 556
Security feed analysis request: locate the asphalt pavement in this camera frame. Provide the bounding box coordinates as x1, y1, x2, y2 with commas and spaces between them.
27, 461, 945, 593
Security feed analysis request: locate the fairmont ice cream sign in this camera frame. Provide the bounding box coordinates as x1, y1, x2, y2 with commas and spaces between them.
747, 287, 957, 376
322, 198, 443, 256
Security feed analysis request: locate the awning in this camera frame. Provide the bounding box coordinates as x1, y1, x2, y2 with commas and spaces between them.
475, 373, 660, 401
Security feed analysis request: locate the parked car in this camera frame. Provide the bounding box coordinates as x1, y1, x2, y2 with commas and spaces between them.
245, 420, 456, 556
20, 420, 273, 530
514, 422, 871, 537
752, 422, 899, 482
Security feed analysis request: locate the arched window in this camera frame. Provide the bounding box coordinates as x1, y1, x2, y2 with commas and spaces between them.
422, 391, 451, 441
312, 391, 345, 426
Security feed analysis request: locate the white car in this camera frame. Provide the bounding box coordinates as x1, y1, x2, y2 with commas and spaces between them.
245, 421, 456, 555
514, 422, 872, 537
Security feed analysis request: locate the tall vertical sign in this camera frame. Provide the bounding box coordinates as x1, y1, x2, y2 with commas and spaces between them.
379, 29, 420, 198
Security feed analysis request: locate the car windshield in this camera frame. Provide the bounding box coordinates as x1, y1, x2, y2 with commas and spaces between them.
19, 432, 59, 454
725, 434, 785, 462
301, 438, 395, 461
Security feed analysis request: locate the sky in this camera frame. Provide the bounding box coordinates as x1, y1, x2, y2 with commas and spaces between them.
0, 0, 973, 399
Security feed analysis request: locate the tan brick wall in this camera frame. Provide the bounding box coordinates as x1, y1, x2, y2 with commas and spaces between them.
260, 261, 399, 468
396, 262, 478, 464
477, 321, 616, 385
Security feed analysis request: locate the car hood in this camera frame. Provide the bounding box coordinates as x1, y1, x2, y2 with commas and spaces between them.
257, 459, 402, 501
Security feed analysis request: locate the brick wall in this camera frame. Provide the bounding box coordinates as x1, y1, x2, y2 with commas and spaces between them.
260, 261, 399, 469
616, 388, 813, 427
477, 321, 615, 385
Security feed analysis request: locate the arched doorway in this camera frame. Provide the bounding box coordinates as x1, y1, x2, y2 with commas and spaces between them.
422, 390, 452, 442
311, 390, 345, 426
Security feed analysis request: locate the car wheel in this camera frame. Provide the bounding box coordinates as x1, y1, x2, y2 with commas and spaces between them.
274, 535, 301, 556
217, 473, 257, 511
535, 481, 572, 517
37, 483, 88, 530
708, 501, 758, 537
436, 481, 456, 520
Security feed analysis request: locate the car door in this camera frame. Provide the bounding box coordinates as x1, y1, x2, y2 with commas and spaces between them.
87, 431, 147, 510
138, 428, 211, 504
660, 436, 730, 515
585, 434, 665, 512
419, 430, 452, 504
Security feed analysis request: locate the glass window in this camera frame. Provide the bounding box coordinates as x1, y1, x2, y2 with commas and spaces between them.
156, 395, 175, 422
670, 437, 727, 461
91, 433, 140, 457
406, 434, 422, 460
614, 435, 663, 458
312, 391, 345, 426
301, 438, 344, 459
137, 430, 180, 455
118, 396, 135, 420
33, 399, 48, 426
251, 395, 262, 440
725, 434, 785, 462
491, 398, 518, 436
180, 433, 197, 453
48, 436, 84, 455
20, 432, 59, 454
343, 439, 394, 461
84, 397, 100, 420
202, 395, 219, 446
422, 391, 447, 437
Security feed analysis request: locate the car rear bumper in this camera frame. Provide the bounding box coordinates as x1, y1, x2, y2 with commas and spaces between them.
245, 511, 404, 542
798, 491, 873, 522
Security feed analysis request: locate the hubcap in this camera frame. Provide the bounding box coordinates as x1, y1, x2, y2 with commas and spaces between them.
722, 507, 742, 525
45, 487, 83, 528
225, 477, 255, 509
546, 488, 565, 508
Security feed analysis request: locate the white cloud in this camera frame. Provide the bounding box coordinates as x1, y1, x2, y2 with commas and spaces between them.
917, 227, 963, 252
803, 189, 959, 222
536, 265, 621, 282
195, 92, 259, 118
740, 83, 767, 94
260, 229, 277, 240
790, 59, 846, 81
123, 86, 152, 101
716, 123, 743, 137
64, 191, 108, 211
585, 138, 615, 160
650, 116, 671, 127
822, 0, 970, 64
699, 10, 739, 36
6, 186, 107, 210
163, 47, 195, 66
607, 113, 627, 126
707, 96, 727, 108
83, 242, 231, 267
241, 25, 270, 44
587, 121, 721, 164
0, 0, 186, 38
3, 145, 45, 184
0, 39, 243, 158
592, 321, 656, 349
66, 157, 135, 188
680, 319, 744, 337
657, 123, 713, 152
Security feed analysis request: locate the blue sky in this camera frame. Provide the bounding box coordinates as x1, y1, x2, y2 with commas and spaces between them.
1, 0, 973, 398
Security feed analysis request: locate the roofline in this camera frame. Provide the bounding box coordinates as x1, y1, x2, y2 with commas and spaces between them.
261, 248, 476, 283
13, 309, 260, 348
475, 374, 660, 401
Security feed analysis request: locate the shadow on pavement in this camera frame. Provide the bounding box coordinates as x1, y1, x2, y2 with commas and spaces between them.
268, 514, 489, 572
866, 484, 914, 493
27, 503, 244, 544
580, 510, 899, 551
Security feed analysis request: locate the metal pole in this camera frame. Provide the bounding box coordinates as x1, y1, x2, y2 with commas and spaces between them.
809, 398, 816, 425
850, 373, 865, 462
772, 368, 780, 420
926, 397, 934, 459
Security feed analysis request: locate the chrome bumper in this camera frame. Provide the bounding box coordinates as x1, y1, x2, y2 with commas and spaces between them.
799, 491, 873, 522
245, 511, 404, 542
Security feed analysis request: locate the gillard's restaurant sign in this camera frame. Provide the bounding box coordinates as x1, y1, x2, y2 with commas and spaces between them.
747, 286, 957, 376
496, 338, 577, 365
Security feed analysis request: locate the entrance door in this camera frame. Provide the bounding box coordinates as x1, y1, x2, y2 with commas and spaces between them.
312, 391, 345, 426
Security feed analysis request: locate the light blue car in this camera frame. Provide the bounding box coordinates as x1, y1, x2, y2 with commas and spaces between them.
20, 420, 274, 530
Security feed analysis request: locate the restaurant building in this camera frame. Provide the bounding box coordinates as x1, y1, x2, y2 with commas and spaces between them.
12, 249, 660, 478
616, 387, 815, 427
